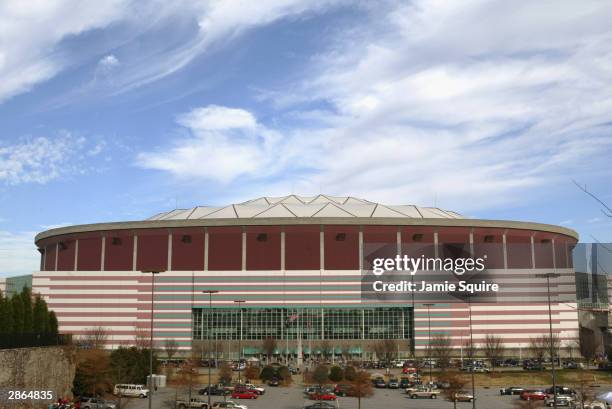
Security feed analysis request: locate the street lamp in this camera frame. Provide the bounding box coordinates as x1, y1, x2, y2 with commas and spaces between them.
141, 270, 164, 409
467, 296, 476, 409
423, 303, 434, 385
234, 300, 246, 383
536, 272, 561, 409
202, 290, 219, 408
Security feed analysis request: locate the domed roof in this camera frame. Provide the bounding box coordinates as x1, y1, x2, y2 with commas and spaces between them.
147, 194, 464, 220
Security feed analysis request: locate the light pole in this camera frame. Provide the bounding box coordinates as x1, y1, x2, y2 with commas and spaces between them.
467, 296, 476, 409
234, 300, 246, 383
423, 303, 434, 386
202, 290, 219, 409
141, 270, 163, 409
536, 272, 561, 409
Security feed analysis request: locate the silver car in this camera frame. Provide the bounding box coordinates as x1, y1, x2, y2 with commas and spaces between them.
80, 398, 117, 409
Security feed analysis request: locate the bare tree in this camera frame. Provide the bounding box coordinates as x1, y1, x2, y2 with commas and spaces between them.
462, 338, 478, 368
529, 336, 547, 362
543, 333, 561, 360
483, 334, 505, 371
350, 370, 374, 409
575, 370, 595, 409
218, 362, 233, 385
134, 325, 150, 349
573, 181, 612, 218
262, 337, 277, 362
81, 326, 109, 349
164, 338, 179, 361
439, 372, 467, 409
318, 339, 331, 361
430, 335, 452, 369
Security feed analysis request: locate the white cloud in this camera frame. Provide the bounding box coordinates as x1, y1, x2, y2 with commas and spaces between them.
0, 0, 130, 103
0, 230, 38, 275
99, 54, 119, 69
140, 1, 612, 211
177, 105, 257, 131
0, 133, 88, 184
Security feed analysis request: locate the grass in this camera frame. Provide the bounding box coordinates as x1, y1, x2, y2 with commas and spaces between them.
451, 370, 612, 387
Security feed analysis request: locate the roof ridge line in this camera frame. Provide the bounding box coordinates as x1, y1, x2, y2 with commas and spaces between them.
413, 205, 424, 218
369, 203, 379, 217
200, 205, 232, 219
185, 207, 197, 219
280, 203, 299, 217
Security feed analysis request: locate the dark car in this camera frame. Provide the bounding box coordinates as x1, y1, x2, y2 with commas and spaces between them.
387, 378, 399, 389
544, 386, 576, 396
500, 386, 525, 395
199, 385, 228, 396
268, 378, 280, 387
333, 384, 353, 397
399, 378, 410, 389
303, 402, 337, 409
374, 378, 386, 388
523, 360, 545, 370
562, 361, 579, 369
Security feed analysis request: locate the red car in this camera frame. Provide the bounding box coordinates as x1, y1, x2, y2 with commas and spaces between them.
231, 391, 258, 399
309, 392, 337, 401
520, 390, 547, 400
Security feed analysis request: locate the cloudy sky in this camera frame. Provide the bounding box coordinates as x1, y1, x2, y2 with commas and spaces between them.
1, 0, 612, 276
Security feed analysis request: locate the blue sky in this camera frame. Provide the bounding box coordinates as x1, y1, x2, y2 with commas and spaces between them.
1, 0, 612, 276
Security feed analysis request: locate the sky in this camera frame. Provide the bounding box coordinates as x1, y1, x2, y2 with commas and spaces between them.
1, 0, 612, 276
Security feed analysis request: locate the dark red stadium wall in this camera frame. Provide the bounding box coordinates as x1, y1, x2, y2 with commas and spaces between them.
136, 229, 168, 271
472, 228, 505, 269
402, 226, 436, 258
172, 228, 205, 270
246, 226, 281, 270
324, 225, 359, 270
56, 236, 76, 271
285, 225, 320, 270
506, 229, 533, 269
437, 227, 470, 259
77, 234, 102, 271
208, 226, 242, 270
363, 226, 397, 270
44, 242, 56, 271
104, 230, 134, 271
534, 232, 554, 269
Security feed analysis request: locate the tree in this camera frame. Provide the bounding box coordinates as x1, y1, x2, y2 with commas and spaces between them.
32, 295, 48, 334
259, 365, 276, 381
82, 326, 109, 349
164, 338, 179, 361
73, 349, 112, 397
12, 295, 24, 334
439, 372, 467, 409
21, 287, 33, 333
48, 311, 59, 334
350, 370, 374, 409
0, 292, 13, 334
580, 328, 598, 364
344, 366, 357, 381
134, 325, 150, 349
110, 346, 159, 384
430, 335, 452, 369
329, 365, 343, 382
483, 334, 505, 371
312, 364, 329, 387
543, 334, 561, 360
319, 340, 331, 361
462, 338, 478, 368
244, 364, 260, 381
217, 362, 233, 385
529, 336, 547, 362
277, 366, 292, 385
262, 337, 277, 362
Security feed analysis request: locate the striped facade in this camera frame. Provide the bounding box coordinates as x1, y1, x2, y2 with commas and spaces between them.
32, 195, 580, 355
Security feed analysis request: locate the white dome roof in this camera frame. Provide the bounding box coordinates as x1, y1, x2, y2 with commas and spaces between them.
147, 194, 463, 220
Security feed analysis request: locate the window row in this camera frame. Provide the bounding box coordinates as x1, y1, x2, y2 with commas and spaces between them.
192, 307, 413, 341
39, 226, 575, 271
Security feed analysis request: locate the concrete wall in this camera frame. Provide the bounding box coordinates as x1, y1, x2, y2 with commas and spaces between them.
0, 346, 76, 407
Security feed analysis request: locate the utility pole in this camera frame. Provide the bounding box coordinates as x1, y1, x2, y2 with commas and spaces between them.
202, 290, 219, 408
536, 272, 561, 409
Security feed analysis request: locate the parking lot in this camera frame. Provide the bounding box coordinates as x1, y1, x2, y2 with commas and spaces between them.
124, 384, 529, 409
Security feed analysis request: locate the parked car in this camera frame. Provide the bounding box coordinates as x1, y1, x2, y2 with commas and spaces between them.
303, 402, 338, 409
520, 390, 547, 401
387, 378, 399, 389
199, 385, 229, 396
113, 384, 149, 398
231, 391, 258, 400
268, 378, 280, 387
309, 392, 337, 401
79, 398, 117, 409
373, 378, 386, 388
544, 396, 575, 407
524, 361, 545, 370
176, 397, 210, 409
211, 401, 247, 409
451, 391, 474, 402
500, 386, 525, 395
333, 384, 353, 397
563, 361, 579, 369
545, 386, 576, 396
242, 384, 265, 395
409, 389, 440, 399
399, 378, 411, 389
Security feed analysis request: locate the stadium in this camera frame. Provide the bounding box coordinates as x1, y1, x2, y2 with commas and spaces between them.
32, 195, 579, 360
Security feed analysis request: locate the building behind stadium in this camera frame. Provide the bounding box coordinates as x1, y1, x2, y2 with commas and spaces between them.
30, 195, 581, 359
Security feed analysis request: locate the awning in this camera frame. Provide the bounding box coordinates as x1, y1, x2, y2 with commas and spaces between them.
349, 346, 363, 354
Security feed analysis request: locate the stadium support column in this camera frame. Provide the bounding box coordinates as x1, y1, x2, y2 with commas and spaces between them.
502, 230, 508, 270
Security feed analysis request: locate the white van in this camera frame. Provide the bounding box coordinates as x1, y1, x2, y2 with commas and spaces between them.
113, 384, 149, 398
